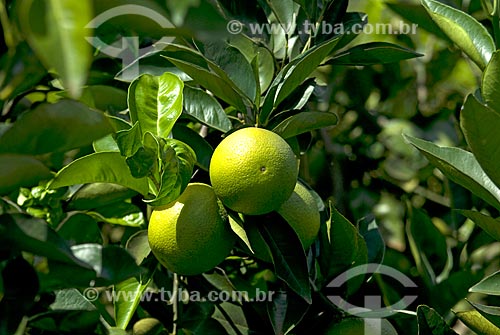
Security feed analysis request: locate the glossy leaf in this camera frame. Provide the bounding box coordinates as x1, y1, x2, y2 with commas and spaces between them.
115, 122, 143, 158
461, 94, 500, 189
404, 134, 500, 210
328, 42, 423, 66
183, 86, 231, 132
128, 72, 184, 139
258, 215, 312, 304
482, 51, 500, 112
49, 152, 149, 196
145, 139, 196, 206
0, 100, 114, 155
68, 183, 137, 210
172, 124, 213, 171
358, 216, 385, 264
267, 289, 310, 335
272, 112, 338, 139
470, 270, 500, 295
57, 213, 103, 245
125, 230, 151, 265
261, 36, 340, 123
0, 154, 52, 195
455, 310, 500, 335
421, 0, 495, 70
114, 274, 153, 329
407, 207, 449, 286
458, 210, 500, 241
17, 0, 92, 97
417, 305, 458, 335
0, 214, 89, 266
318, 204, 364, 280
203, 41, 257, 101
228, 214, 254, 253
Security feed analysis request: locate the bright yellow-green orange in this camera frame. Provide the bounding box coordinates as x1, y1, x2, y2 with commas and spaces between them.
209, 127, 298, 215
326, 318, 398, 335
148, 183, 235, 275
277, 181, 320, 248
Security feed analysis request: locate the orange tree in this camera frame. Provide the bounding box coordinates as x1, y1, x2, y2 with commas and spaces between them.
2, 0, 500, 334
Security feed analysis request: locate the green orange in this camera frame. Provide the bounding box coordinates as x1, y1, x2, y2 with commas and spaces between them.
148, 183, 235, 275
209, 127, 298, 215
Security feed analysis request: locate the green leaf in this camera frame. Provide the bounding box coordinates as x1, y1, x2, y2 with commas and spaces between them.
267, 289, 310, 335
458, 210, 500, 241
89, 202, 144, 228
261, 36, 340, 123
0, 154, 52, 195
386, 3, 451, 41
0, 100, 114, 155
455, 310, 500, 335
128, 72, 184, 139
470, 270, 500, 295
272, 112, 338, 139
404, 134, 500, 210
115, 122, 143, 158
172, 124, 213, 171
358, 216, 385, 264
125, 230, 151, 265
203, 41, 257, 101
49, 152, 149, 196
328, 42, 423, 66
468, 301, 500, 329
318, 204, 365, 281
265, 0, 298, 31
57, 213, 103, 245
126, 147, 157, 179
417, 305, 458, 335
70, 244, 144, 286
407, 206, 449, 287
146, 139, 196, 206
258, 214, 312, 304
461, 94, 500, 189
228, 214, 254, 253
114, 274, 154, 329
68, 183, 137, 210
0, 214, 90, 266
183, 86, 231, 132
17, 0, 92, 98
482, 51, 500, 112
421, 0, 495, 70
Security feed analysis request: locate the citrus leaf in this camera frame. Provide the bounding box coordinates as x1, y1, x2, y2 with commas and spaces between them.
455, 310, 500, 335
145, 139, 196, 206
461, 94, 500, 190
469, 270, 500, 295
126, 230, 151, 265
172, 124, 213, 171
68, 183, 137, 210
114, 274, 154, 329
228, 214, 254, 253
417, 305, 458, 335
358, 216, 385, 265
403, 134, 500, 210
0, 100, 114, 155
17, 0, 92, 98
0, 214, 90, 266
0, 154, 52, 195
482, 50, 500, 112
272, 112, 338, 139
183, 86, 231, 132
49, 152, 149, 196
261, 36, 340, 123
258, 215, 312, 304
115, 122, 143, 157
128, 72, 184, 139
457, 210, 500, 242
267, 289, 309, 335
421, 0, 495, 70
57, 213, 103, 245
328, 42, 423, 66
